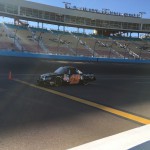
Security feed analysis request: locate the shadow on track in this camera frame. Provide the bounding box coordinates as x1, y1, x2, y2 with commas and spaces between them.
0, 56, 150, 133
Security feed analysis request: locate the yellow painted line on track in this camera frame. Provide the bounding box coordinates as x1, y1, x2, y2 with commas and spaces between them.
14, 79, 150, 125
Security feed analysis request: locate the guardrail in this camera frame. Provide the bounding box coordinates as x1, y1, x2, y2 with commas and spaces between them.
0, 50, 150, 64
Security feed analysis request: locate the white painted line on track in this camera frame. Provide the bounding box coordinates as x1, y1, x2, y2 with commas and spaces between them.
68, 125, 150, 150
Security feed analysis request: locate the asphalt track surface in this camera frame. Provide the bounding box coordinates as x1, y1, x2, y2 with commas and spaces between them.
0, 56, 150, 150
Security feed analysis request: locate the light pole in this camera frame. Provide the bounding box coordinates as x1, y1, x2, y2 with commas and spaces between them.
139, 47, 143, 60
57, 34, 63, 55
14, 30, 16, 45
102, 8, 110, 14
62, 2, 71, 8
76, 38, 80, 56
124, 48, 127, 59
93, 40, 98, 57
109, 47, 112, 58
139, 12, 146, 18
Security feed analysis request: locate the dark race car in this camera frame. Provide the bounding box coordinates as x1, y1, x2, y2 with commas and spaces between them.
37, 66, 96, 86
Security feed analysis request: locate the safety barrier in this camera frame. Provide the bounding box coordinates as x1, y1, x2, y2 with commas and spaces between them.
0, 50, 150, 64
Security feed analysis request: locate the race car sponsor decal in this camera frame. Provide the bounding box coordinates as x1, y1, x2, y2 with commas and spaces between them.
69, 74, 80, 84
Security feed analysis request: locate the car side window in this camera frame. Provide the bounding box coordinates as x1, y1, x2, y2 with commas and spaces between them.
63, 68, 68, 74
69, 68, 76, 75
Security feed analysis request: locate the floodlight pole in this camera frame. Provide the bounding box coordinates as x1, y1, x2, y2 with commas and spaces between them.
57, 34, 63, 55
62, 2, 71, 8
102, 8, 110, 14
139, 12, 146, 18
109, 47, 112, 58
76, 38, 80, 56
93, 40, 98, 57
139, 48, 142, 60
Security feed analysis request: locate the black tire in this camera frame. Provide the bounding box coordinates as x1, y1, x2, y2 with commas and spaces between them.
54, 78, 62, 87
37, 81, 43, 86
82, 80, 88, 85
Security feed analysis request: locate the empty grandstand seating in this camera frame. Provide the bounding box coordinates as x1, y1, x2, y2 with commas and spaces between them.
0, 24, 18, 50
4, 23, 43, 53
0, 23, 150, 59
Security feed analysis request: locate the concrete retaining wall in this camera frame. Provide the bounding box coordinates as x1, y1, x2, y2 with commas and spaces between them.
0, 50, 150, 64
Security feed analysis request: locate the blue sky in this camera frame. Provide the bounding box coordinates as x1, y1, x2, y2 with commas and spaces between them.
29, 0, 150, 18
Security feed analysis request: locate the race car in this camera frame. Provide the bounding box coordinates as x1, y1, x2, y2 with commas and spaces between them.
37, 66, 96, 86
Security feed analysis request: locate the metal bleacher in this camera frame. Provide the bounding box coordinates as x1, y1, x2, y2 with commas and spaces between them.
0, 23, 150, 59
0, 23, 18, 50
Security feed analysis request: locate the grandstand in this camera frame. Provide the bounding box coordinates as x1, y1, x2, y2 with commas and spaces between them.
0, 0, 150, 59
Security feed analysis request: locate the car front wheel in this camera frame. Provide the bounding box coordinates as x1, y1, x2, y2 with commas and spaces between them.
54, 78, 62, 87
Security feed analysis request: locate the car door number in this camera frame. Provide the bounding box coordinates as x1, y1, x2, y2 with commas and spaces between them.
69, 74, 80, 84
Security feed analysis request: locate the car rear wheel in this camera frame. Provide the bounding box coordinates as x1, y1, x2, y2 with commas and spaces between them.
82, 80, 88, 85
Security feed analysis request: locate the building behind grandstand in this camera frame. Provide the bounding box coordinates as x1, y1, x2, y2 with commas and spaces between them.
0, 0, 150, 59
